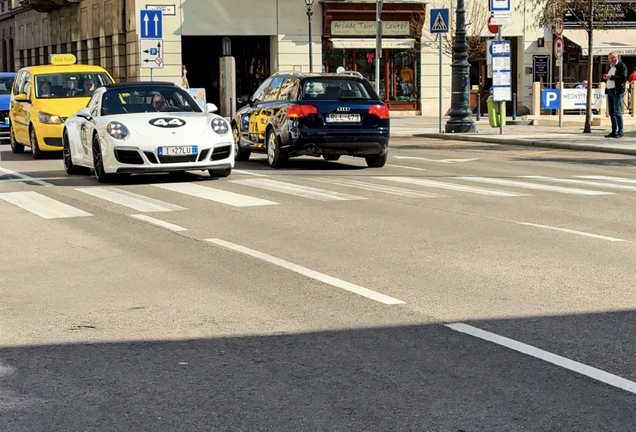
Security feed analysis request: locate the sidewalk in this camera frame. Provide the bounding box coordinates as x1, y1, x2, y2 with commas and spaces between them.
390, 116, 636, 156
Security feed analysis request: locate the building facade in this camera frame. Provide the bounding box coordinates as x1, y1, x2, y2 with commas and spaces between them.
0, 0, 18, 72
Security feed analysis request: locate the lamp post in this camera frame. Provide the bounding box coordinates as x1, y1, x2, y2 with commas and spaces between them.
444, 0, 476, 133
305, 0, 315, 72
375, 0, 383, 95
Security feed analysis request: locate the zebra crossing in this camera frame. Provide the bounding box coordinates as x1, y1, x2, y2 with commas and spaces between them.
0, 174, 632, 220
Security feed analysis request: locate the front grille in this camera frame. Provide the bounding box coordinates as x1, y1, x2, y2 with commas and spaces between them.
0, 110, 9, 118
211, 145, 231, 161
158, 154, 197, 163
44, 137, 63, 146
197, 148, 210, 161
144, 151, 158, 163
114, 149, 144, 164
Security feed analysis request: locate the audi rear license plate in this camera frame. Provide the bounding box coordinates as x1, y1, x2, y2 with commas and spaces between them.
326, 113, 360, 123
158, 146, 198, 156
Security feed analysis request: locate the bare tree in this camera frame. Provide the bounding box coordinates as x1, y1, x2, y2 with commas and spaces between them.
524, 0, 636, 133
422, 0, 491, 60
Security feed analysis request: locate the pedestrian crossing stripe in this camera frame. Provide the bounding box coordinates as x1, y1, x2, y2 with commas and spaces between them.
432, 12, 448, 31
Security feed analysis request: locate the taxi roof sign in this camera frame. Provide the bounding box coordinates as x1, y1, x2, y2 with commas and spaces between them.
49, 53, 76, 66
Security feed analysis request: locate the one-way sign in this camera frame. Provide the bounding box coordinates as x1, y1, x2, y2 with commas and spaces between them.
140, 39, 163, 69
430, 8, 449, 34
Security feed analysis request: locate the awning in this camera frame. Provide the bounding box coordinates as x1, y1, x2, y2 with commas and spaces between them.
330, 38, 415, 49
563, 29, 636, 56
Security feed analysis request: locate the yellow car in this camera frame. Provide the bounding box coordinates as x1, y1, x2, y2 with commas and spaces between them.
9, 54, 115, 158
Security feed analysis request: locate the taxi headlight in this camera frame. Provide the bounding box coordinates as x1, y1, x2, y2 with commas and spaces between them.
38, 112, 62, 123
106, 121, 129, 140
211, 117, 229, 135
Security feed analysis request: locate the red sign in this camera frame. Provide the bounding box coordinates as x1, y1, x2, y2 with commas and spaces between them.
488, 17, 499, 34
554, 36, 564, 59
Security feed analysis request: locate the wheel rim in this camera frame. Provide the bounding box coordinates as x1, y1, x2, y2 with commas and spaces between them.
233, 127, 240, 156
30, 129, 36, 155
62, 133, 71, 169
92, 138, 103, 178
267, 132, 275, 163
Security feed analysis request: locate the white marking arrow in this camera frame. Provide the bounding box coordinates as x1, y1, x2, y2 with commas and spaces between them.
392, 156, 479, 163
153, 14, 159, 36
143, 13, 149, 36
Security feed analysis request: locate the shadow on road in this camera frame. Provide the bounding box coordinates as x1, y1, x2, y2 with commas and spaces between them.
1, 314, 635, 431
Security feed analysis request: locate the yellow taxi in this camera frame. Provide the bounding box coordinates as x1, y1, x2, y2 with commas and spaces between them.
9, 54, 115, 158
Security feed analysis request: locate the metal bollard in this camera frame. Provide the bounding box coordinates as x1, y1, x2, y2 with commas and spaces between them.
512, 93, 517, 120
476, 97, 481, 121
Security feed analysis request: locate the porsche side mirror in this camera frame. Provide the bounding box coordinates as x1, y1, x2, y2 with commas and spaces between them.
206, 103, 218, 113
76, 108, 92, 119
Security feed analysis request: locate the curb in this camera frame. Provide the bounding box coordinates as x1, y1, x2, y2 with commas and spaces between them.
411, 133, 636, 156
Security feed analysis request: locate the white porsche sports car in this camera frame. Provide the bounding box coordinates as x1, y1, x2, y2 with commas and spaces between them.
62, 81, 235, 183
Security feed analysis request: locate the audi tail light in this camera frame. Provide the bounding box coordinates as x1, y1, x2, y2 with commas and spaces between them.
368, 104, 390, 119
288, 104, 318, 119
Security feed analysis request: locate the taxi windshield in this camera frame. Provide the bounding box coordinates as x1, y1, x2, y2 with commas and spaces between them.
0, 75, 15, 95
100, 86, 203, 115
34, 72, 113, 99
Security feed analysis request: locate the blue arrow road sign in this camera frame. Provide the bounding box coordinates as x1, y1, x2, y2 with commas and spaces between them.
541, 89, 560, 109
430, 8, 450, 34
140, 9, 162, 39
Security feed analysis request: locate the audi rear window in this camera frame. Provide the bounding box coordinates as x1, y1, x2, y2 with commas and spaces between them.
300, 79, 377, 101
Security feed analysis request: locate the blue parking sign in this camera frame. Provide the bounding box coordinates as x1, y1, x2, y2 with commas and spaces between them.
541, 89, 560, 109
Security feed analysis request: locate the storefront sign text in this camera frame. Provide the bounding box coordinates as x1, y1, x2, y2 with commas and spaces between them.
331, 21, 410, 36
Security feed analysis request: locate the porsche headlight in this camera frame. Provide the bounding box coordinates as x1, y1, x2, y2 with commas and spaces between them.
38, 112, 62, 123
211, 117, 229, 135
106, 121, 129, 140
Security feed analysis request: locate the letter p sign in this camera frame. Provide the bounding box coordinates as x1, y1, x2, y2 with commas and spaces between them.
541, 89, 560, 109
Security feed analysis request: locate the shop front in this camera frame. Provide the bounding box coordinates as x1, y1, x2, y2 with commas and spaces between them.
320, 1, 426, 112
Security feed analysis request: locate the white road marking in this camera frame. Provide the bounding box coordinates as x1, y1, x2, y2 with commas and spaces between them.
0, 191, 92, 219
576, 175, 636, 185
0, 176, 68, 183
230, 178, 366, 201
445, 322, 636, 395
393, 156, 479, 163
75, 187, 186, 212
454, 176, 613, 195
130, 214, 188, 231
516, 222, 626, 242
232, 169, 268, 177
0, 166, 53, 186
386, 164, 427, 171
375, 176, 527, 197
521, 176, 636, 191
304, 177, 442, 198
152, 182, 278, 207
206, 238, 405, 304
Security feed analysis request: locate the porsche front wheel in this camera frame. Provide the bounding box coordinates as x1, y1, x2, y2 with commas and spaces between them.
92, 135, 114, 183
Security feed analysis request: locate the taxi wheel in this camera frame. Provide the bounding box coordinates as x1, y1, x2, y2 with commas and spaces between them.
29, 126, 42, 159
233, 125, 250, 161
9, 125, 24, 154
92, 135, 114, 183
365, 152, 388, 168
266, 129, 286, 168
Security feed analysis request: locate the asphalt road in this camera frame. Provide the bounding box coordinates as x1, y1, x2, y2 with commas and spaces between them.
1, 138, 636, 431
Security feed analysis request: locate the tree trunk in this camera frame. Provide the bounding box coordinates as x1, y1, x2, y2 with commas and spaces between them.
584, 2, 594, 133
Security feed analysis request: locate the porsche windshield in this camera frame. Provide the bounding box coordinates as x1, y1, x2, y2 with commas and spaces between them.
100, 86, 204, 115
35, 73, 113, 98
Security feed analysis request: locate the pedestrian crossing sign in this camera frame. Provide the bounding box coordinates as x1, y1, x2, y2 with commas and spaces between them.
430, 8, 450, 34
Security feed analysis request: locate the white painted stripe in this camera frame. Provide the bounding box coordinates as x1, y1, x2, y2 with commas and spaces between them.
230, 178, 366, 201
206, 238, 405, 304
455, 176, 613, 195
0, 191, 92, 219
386, 164, 427, 171
75, 187, 186, 212
445, 322, 636, 395
516, 222, 626, 242
130, 214, 188, 231
576, 175, 636, 185
0, 176, 68, 183
305, 177, 442, 198
232, 169, 268, 177
152, 182, 277, 207
375, 176, 527, 197
0, 166, 53, 186
521, 175, 636, 191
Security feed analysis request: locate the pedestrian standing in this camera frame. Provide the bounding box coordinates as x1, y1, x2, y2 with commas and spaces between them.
603, 51, 628, 138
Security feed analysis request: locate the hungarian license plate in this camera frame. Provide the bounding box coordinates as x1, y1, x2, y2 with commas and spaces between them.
158, 146, 198, 156
326, 113, 360, 123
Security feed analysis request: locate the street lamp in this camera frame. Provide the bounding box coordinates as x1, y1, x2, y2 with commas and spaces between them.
305, 0, 314, 72
444, 0, 476, 133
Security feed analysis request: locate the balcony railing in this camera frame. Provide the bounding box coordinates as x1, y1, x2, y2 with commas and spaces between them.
18, 0, 80, 13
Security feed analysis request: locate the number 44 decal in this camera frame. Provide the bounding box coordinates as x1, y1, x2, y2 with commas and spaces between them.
150, 117, 186, 127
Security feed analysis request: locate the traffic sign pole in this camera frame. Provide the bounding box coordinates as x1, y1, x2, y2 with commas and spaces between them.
439, 33, 442, 133
498, 27, 503, 135
554, 34, 564, 127
430, 8, 449, 133
140, 9, 163, 81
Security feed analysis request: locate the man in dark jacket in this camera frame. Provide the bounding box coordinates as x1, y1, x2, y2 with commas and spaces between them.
603, 51, 628, 138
